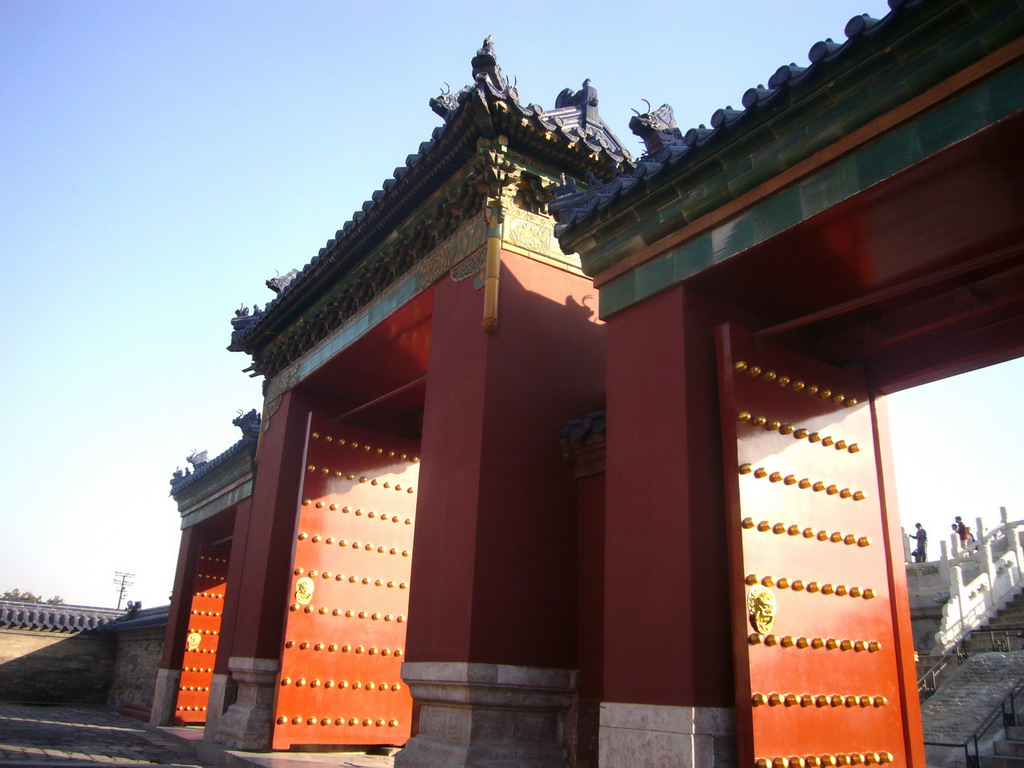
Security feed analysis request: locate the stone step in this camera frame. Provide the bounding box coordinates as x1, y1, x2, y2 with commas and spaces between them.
1008, 726, 1024, 740
997, 740, 1024, 757
983, 755, 1024, 767
964, 636, 1024, 653
975, 619, 1024, 631
990, 604, 1024, 615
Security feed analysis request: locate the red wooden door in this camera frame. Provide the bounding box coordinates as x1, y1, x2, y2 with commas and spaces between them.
272, 413, 420, 749
174, 544, 229, 724
717, 324, 923, 768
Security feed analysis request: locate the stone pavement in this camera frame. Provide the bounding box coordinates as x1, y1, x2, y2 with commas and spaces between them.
0, 703, 205, 767
0, 704, 393, 768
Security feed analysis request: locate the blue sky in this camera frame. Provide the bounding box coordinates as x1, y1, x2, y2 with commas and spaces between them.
1, 0, 1020, 608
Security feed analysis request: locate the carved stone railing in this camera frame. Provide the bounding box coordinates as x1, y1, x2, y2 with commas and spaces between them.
904, 507, 1024, 656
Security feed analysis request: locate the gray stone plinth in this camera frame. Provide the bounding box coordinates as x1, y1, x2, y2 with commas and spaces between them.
149, 667, 181, 727
202, 672, 234, 743
395, 661, 576, 768
213, 656, 278, 750
598, 702, 735, 768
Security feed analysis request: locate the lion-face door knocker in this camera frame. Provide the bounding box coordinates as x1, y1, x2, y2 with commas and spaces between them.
295, 576, 315, 605
186, 630, 202, 652
747, 585, 777, 635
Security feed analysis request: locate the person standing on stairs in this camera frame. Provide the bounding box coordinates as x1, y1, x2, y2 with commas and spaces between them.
911, 523, 928, 563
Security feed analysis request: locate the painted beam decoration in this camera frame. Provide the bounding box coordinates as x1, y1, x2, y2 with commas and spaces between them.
272, 413, 420, 749
717, 324, 921, 768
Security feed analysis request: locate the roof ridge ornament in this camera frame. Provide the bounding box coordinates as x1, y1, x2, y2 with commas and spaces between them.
431, 36, 516, 122
471, 35, 519, 103
471, 35, 501, 86
554, 79, 601, 129
430, 82, 464, 122
629, 102, 684, 156
233, 408, 261, 441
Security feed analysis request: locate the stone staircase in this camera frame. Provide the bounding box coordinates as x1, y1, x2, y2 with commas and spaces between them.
965, 590, 1024, 654
984, 725, 1024, 767
922, 652, 1024, 767
917, 588, 1024, 698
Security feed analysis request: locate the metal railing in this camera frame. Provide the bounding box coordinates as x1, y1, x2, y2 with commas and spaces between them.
969, 625, 1024, 653
924, 676, 1024, 767
918, 643, 968, 698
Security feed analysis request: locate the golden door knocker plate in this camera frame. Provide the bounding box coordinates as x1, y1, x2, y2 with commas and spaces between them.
747, 586, 777, 635
186, 631, 202, 652
294, 577, 315, 605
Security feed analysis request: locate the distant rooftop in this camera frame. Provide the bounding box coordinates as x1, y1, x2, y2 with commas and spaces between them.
0, 599, 159, 633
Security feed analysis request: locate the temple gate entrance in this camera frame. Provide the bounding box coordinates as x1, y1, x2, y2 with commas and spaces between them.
174, 544, 229, 725
717, 324, 921, 767
271, 413, 420, 749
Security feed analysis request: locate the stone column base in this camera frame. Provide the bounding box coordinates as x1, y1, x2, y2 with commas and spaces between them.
395, 661, 576, 768
214, 657, 278, 751
598, 702, 735, 768
202, 672, 235, 743
149, 668, 181, 727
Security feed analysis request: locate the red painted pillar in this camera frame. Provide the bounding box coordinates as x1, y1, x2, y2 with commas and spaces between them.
159, 526, 203, 671
599, 285, 735, 761
407, 251, 604, 668
215, 389, 310, 750
399, 250, 604, 766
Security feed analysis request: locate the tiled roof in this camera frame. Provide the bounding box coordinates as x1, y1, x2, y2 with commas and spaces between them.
228, 37, 633, 359
0, 600, 125, 633
549, 0, 929, 239
99, 605, 169, 633
169, 409, 260, 496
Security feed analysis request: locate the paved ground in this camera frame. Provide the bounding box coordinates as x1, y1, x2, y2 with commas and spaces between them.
0, 703, 206, 767
0, 704, 393, 768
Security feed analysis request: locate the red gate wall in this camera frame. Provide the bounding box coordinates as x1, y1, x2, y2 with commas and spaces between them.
174, 545, 229, 724
718, 324, 922, 768
272, 414, 420, 749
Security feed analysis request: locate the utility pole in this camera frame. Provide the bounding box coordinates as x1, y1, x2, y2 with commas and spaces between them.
113, 571, 135, 610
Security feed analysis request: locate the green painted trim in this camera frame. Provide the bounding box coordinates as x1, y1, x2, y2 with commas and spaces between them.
598, 63, 1024, 319
298, 273, 420, 380
293, 216, 487, 383
573, 1, 1024, 276
180, 477, 254, 530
